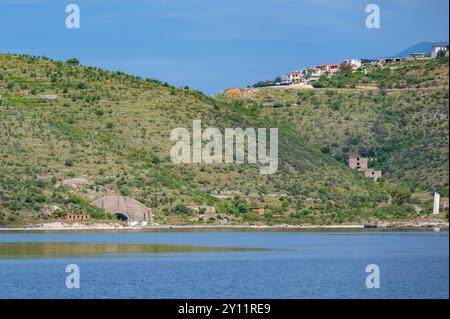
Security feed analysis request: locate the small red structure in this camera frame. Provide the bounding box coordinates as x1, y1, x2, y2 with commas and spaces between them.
251, 207, 265, 216
15, 89, 29, 95
63, 214, 91, 221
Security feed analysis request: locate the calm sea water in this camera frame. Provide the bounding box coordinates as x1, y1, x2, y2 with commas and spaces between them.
0, 230, 448, 298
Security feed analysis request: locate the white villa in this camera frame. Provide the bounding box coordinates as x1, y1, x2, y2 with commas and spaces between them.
286, 70, 306, 84
432, 44, 449, 58
343, 58, 362, 69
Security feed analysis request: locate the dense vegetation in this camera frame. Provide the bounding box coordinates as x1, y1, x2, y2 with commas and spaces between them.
0, 54, 447, 226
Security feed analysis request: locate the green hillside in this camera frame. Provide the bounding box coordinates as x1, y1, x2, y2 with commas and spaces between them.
0, 54, 447, 226
219, 58, 449, 197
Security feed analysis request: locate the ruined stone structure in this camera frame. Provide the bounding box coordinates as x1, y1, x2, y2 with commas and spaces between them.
64, 214, 91, 221
346, 156, 370, 170
250, 207, 265, 216
345, 155, 382, 181
91, 195, 152, 225
362, 169, 382, 181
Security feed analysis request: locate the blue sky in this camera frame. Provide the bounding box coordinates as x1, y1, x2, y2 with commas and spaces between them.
0, 0, 448, 94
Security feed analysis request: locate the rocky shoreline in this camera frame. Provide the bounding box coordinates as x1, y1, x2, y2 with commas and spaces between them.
373, 221, 449, 228
0, 220, 448, 231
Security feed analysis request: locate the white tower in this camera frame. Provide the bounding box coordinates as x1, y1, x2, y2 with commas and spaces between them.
433, 192, 440, 215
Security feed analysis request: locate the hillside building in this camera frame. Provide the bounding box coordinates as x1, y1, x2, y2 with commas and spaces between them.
375, 57, 402, 65
345, 155, 382, 181
286, 70, 306, 84
343, 58, 362, 69
410, 52, 431, 60
307, 67, 322, 78
15, 89, 29, 95
63, 214, 91, 221
319, 64, 340, 77
250, 207, 265, 216
363, 169, 382, 181
432, 44, 449, 58
346, 155, 370, 170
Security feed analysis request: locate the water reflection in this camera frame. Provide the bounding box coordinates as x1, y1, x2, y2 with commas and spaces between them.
0, 242, 264, 258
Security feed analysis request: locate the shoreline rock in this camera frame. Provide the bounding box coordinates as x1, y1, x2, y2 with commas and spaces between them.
0, 221, 448, 231
375, 221, 449, 228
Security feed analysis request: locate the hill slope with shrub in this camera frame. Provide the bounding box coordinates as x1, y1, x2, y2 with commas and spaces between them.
0, 54, 446, 226
219, 58, 449, 198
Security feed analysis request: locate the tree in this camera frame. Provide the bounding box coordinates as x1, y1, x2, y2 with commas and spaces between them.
236, 202, 249, 214
274, 75, 282, 83
339, 62, 353, 76
66, 58, 80, 65
391, 186, 411, 205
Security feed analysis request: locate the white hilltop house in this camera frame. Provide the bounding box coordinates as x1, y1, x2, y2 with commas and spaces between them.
343, 58, 362, 69
286, 70, 307, 84
431, 44, 449, 58
308, 66, 323, 78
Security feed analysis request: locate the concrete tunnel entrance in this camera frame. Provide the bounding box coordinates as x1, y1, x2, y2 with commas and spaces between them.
91, 195, 152, 226
115, 213, 129, 223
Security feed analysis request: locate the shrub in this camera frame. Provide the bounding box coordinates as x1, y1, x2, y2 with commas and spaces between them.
68, 194, 111, 219
66, 58, 80, 65
151, 155, 161, 165
244, 212, 260, 222
119, 187, 130, 196
236, 202, 249, 214
391, 186, 411, 205
64, 159, 74, 167
172, 204, 190, 214
76, 83, 86, 90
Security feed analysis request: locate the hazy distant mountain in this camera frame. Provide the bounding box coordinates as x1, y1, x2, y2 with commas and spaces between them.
393, 41, 448, 58
361, 41, 448, 61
